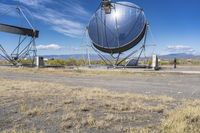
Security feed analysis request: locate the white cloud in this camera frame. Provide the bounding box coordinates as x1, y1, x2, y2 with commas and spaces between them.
37, 44, 62, 50
0, 3, 19, 17
21, 0, 89, 38
15, 0, 50, 6
2, 0, 90, 38
167, 45, 195, 54
32, 10, 85, 37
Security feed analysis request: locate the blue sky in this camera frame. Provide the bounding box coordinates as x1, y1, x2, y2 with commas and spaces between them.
0, 0, 200, 56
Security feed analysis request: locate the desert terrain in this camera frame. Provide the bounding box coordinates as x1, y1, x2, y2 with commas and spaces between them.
0, 66, 200, 133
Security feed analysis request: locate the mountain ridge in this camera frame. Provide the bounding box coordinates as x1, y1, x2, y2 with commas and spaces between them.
41, 53, 200, 60
0, 53, 199, 60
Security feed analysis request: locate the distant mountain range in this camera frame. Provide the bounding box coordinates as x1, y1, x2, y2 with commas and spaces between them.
0, 53, 200, 60
159, 53, 200, 60
42, 54, 101, 60
41, 53, 200, 60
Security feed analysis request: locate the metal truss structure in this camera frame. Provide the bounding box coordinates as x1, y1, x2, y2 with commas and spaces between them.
0, 6, 39, 66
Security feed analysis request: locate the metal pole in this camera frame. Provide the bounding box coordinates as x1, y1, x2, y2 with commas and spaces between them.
17, 7, 35, 31
87, 47, 91, 66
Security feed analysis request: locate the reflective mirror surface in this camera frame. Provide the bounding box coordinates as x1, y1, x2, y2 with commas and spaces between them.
88, 1, 147, 53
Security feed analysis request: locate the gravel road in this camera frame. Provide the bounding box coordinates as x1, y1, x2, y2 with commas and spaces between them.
1, 68, 200, 99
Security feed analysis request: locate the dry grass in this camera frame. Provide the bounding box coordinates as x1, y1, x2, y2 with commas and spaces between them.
0, 66, 156, 77
161, 100, 200, 133
0, 127, 41, 133
0, 77, 199, 132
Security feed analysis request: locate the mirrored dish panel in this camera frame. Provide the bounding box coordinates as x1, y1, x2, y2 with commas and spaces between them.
88, 1, 147, 54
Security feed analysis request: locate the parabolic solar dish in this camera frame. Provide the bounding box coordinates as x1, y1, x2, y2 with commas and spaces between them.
88, 1, 147, 54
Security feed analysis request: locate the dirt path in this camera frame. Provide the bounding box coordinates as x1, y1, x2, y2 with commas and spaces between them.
0, 68, 200, 99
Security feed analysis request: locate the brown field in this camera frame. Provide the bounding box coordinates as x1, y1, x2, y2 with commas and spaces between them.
0, 67, 200, 133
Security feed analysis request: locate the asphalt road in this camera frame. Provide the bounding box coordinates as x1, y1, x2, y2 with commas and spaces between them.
1, 69, 200, 99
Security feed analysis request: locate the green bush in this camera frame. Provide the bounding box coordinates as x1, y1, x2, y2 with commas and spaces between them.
46, 59, 66, 66
45, 58, 87, 66
189, 60, 200, 65
76, 58, 86, 66
159, 59, 200, 66
90, 60, 107, 65
18, 59, 33, 64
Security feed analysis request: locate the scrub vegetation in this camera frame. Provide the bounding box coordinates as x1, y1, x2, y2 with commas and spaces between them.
0, 78, 200, 133
159, 59, 200, 66
45, 58, 107, 66
1, 57, 200, 67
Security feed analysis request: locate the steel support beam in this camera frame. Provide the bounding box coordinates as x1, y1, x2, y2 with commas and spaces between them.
0, 23, 39, 38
